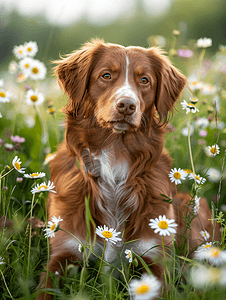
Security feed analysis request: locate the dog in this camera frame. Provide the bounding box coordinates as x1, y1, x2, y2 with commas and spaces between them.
37, 40, 219, 299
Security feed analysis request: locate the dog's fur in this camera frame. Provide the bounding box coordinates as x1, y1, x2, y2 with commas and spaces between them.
37, 40, 219, 299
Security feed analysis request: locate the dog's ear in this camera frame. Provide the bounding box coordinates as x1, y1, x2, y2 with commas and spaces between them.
148, 48, 187, 123
54, 39, 104, 116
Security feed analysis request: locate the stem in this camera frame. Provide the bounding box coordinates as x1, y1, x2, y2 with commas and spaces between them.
27, 193, 36, 278
94, 239, 106, 285
0, 168, 14, 179
0, 270, 14, 299
162, 235, 165, 258
198, 48, 206, 80
188, 114, 195, 175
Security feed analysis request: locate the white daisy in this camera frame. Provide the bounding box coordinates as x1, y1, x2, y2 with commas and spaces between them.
190, 266, 226, 288
24, 41, 38, 57
189, 173, 206, 185
0, 89, 13, 103
31, 180, 56, 194
25, 89, 45, 106
12, 156, 26, 174
13, 45, 26, 59
44, 216, 63, 238
27, 59, 47, 80
195, 247, 226, 266
149, 215, 178, 236
181, 124, 194, 136
207, 144, 220, 157
125, 249, 133, 263
168, 167, 187, 185
200, 230, 210, 241
0, 79, 4, 87
24, 172, 46, 179
202, 83, 217, 95
181, 100, 199, 114
195, 117, 209, 129
129, 273, 161, 300
95, 225, 122, 244
43, 153, 56, 165
195, 242, 213, 252
8, 60, 19, 74
19, 57, 34, 73
207, 168, 221, 183
193, 196, 201, 215
197, 37, 212, 48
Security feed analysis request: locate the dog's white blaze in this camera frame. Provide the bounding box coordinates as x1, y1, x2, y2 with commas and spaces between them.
114, 55, 140, 105
64, 238, 83, 259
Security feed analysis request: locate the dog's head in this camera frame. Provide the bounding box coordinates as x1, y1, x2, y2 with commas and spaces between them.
55, 39, 186, 134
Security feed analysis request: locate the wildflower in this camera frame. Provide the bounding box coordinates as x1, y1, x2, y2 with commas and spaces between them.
12, 156, 26, 174
188, 76, 204, 91
200, 230, 210, 241
184, 169, 192, 175
27, 59, 47, 80
202, 83, 217, 95
13, 45, 26, 59
207, 168, 221, 183
24, 41, 38, 57
43, 153, 56, 165
199, 130, 208, 137
19, 57, 34, 73
173, 30, 180, 36
48, 107, 55, 114
31, 180, 56, 194
196, 117, 209, 128
0, 89, 12, 103
125, 249, 133, 263
193, 196, 201, 215
181, 100, 199, 114
129, 273, 161, 300
207, 144, 220, 157
148, 35, 166, 47
95, 225, 122, 244
149, 215, 177, 236
44, 216, 63, 238
177, 49, 194, 58
16, 177, 23, 183
189, 173, 206, 185
195, 247, 226, 266
190, 266, 226, 288
168, 167, 187, 185
8, 61, 18, 74
25, 89, 45, 106
16, 73, 27, 83
0, 79, 4, 87
197, 38, 212, 48
5, 143, 14, 152
24, 172, 46, 179
10, 135, 25, 143
195, 242, 213, 252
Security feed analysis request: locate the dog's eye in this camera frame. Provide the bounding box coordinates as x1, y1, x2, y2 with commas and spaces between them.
102, 73, 111, 80
140, 77, 149, 84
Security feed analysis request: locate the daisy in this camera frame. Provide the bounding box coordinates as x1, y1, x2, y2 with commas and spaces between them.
13, 45, 26, 59
207, 168, 221, 183
25, 89, 45, 106
24, 41, 38, 57
189, 173, 206, 185
190, 266, 226, 288
31, 180, 56, 194
149, 215, 178, 236
19, 57, 34, 73
12, 156, 26, 174
8, 61, 18, 74
195, 242, 213, 252
195, 247, 226, 266
44, 216, 63, 238
200, 230, 210, 241
125, 249, 133, 263
196, 117, 209, 129
129, 273, 161, 300
43, 153, 56, 165
197, 38, 212, 48
24, 172, 46, 179
95, 225, 122, 244
0, 89, 13, 103
181, 100, 199, 114
27, 59, 47, 80
207, 144, 220, 157
193, 196, 201, 215
168, 167, 187, 185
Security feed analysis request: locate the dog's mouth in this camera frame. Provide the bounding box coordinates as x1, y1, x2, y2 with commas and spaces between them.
110, 120, 135, 133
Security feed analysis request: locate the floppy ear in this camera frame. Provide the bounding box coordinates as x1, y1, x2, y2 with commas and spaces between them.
54, 39, 104, 116
148, 48, 187, 123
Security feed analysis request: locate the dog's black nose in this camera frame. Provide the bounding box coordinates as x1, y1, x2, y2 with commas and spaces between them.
116, 98, 136, 116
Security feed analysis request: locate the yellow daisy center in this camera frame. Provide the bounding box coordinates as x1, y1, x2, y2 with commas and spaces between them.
30, 95, 38, 102
137, 284, 150, 295
203, 232, 206, 236
27, 47, 32, 52
38, 185, 48, 190
209, 269, 221, 283
192, 81, 198, 85
195, 175, 200, 181
14, 162, 20, 170
188, 103, 194, 107
173, 172, 181, 179
0, 92, 6, 98
48, 108, 54, 113
205, 244, 212, 249
211, 249, 220, 257
158, 220, 168, 229
19, 50, 23, 54
184, 169, 192, 174
31, 173, 39, 178
50, 223, 56, 231
102, 230, 113, 239
24, 63, 29, 68
210, 146, 218, 154
32, 67, 39, 74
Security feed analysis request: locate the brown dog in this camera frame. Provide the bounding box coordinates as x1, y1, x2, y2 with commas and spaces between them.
37, 40, 219, 299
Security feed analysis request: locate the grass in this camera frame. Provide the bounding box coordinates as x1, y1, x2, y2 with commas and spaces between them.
0, 35, 226, 299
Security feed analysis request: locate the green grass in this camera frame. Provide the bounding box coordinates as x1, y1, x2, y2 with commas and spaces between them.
0, 36, 226, 299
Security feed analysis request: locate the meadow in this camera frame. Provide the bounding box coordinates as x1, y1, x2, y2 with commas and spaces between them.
0, 33, 226, 299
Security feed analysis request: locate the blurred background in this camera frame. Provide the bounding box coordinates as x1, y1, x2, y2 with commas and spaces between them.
0, 0, 226, 67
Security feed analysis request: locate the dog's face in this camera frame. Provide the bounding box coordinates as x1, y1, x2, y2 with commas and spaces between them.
55, 40, 186, 134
